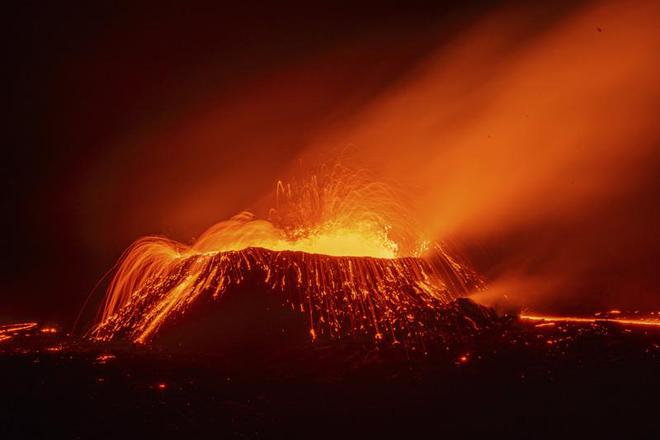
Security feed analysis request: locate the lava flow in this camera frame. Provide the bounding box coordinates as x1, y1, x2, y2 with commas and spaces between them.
520, 313, 660, 328
90, 169, 487, 345
0, 322, 38, 343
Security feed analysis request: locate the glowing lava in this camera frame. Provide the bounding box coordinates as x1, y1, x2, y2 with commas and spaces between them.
92, 246, 485, 344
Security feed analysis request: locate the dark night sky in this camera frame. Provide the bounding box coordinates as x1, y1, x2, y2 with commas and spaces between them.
3, 1, 657, 328
1, 1, 499, 326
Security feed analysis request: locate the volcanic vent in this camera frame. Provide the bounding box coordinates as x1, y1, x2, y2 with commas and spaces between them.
90, 169, 495, 347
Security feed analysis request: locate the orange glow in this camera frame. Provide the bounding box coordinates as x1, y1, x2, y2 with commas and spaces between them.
520, 314, 660, 328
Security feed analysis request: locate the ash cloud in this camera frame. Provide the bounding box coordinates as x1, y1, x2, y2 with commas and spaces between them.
296, 0, 660, 311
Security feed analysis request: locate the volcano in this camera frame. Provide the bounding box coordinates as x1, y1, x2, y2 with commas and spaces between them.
91, 247, 494, 349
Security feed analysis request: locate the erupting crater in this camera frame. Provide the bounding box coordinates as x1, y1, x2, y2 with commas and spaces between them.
91, 246, 493, 346
90, 170, 494, 347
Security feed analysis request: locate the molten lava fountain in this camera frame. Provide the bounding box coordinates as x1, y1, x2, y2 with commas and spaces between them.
91, 169, 489, 346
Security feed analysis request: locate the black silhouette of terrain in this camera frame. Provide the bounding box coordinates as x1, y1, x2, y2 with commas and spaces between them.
1, 306, 659, 439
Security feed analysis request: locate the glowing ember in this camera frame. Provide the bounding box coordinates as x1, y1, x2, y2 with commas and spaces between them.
95, 354, 117, 364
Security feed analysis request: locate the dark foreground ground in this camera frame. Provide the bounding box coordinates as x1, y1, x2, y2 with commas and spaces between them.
1, 318, 658, 439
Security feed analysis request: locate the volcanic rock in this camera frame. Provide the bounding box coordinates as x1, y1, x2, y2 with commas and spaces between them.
92, 247, 494, 350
